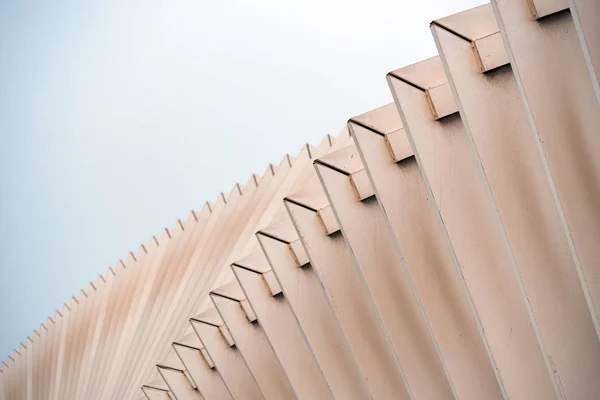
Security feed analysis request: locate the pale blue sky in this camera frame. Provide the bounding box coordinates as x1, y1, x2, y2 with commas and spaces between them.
0, 0, 485, 361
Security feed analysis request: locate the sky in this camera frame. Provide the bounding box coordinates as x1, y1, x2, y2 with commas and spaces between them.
0, 0, 485, 361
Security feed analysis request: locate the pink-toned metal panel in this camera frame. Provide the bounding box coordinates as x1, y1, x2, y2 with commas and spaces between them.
231, 252, 333, 399
388, 57, 562, 400
124, 189, 240, 395
0, 368, 4, 400
157, 366, 203, 400
493, 0, 600, 347
350, 104, 512, 400
432, 8, 586, 399
190, 315, 263, 400
57, 296, 82, 400
47, 308, 66, 400
102, 216, 198, 398
570, 0, 600, 104
210, 288, 296, 400
390, 53, 600, 399
88, 249, 154, 399
73, 274, 112, 400
314, 150, 457, 399
433, 5, 600, 398
317, 138, 505, 399
119, 217, 214, 396
285, 189, 411, 399
173, 343, 232, 400
256, 219, 371, 400
116, 198, 225, 397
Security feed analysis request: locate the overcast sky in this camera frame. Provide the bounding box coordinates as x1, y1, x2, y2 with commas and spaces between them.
0, 0, 485, 361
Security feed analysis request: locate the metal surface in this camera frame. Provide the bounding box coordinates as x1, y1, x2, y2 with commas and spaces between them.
3, 2, 600, 399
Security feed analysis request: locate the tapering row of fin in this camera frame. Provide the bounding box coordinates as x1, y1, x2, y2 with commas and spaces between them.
1, 0, 599, 399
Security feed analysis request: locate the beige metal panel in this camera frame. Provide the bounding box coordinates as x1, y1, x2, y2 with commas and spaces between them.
493, 0, 600, 346
28, 338, 35, 400
316, 139, 505, 400
85, 257, 141, 398
210, 283, 296, 400
42, 321, 54, 400
34, 327, 46, 400
231, 249, 333, 400
130, 157, 290, 397
113, 203, 214, 395
47, 308, 67, 400
108, 228, 183, 397
88, 262, 138, 397
157, 366, 204, 400
117, 203, 217, 397
73, 274, 112, 399
34, 321, 51, 400
97, 254, 142, 383
0, 367, 4, 400
106, 218, 198, 398
64, 293, 90, 400
388, 57, 546, 400
102, 223, 190, 398
3, 354, 14, 400
15, 345, 26, 400
492, 0, 600, 397
56, 295, 82, 399
23, 344, 30, 400
66, 284, 99, 399
314, 150, 455, 399
570, 0, 600, 103
28, 333, 40, 400
433, 5, 600, 398
33, 325, 45, 399
6, 352, 15, 400
14, 345, 23, 400
47, 312, 62, 399
173, 342, 233, 400
256, 218, 371, 400
284, 187, 411, 400
3, 358, 12, 400
190, 313, 263, 400
28, 331, 38, 400
119, 191, 234, 397
81, 268, 122, 399
389, 54, 600, 399
60, 294, 84, 400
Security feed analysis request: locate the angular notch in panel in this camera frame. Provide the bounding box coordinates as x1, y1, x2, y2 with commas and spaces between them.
289, 239, 310, 267
199, 347, 215, 369
384, 128, 414, 163
239, 299, 257, 322
472, 33, 509, 73
350, 169, 375, 201
317, 205, 340, 235
527, 0, 569, 19
262, 270, 282, 296
218, 325, 235, 347
425, 82, 458, 120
